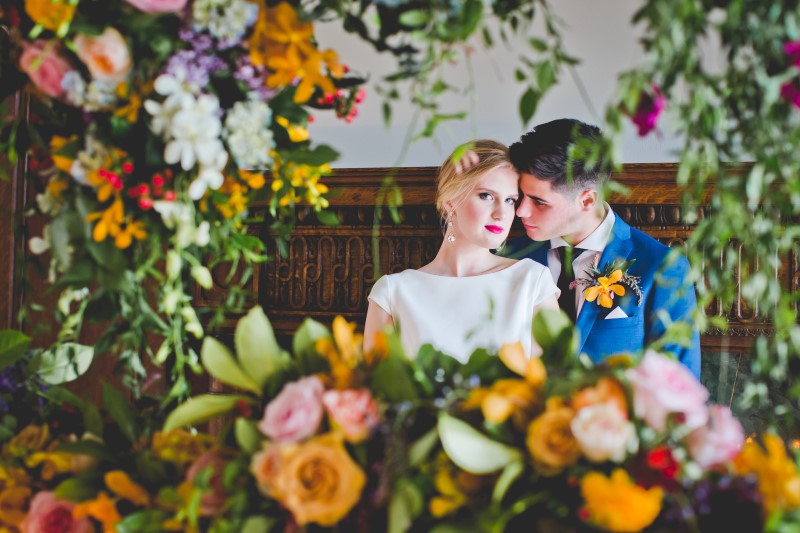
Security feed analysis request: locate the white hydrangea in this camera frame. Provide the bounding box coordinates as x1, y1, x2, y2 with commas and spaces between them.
223, 100, 273, 170
192, 0, 259, 44
62, 71, 117, 111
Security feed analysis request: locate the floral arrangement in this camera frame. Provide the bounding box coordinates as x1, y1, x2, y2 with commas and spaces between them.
3, 307, 794, 532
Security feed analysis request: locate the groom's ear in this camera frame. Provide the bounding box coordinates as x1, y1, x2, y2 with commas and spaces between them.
577, 188, 598, 211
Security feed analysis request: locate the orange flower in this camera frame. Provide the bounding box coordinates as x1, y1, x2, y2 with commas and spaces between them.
0, 486, 31, 528
585, 269, 626, 308
25, 0, 76, 31
464, 379, 537, 427
734, 433, 800, 513
315, 316, 366, 389
571, 376, 628, 417
105, 471, 150, 506
73, 491, 122, 533
581, 469, 663, 532
499, 342, 547, 387
272, 433, 366, 526
526, 400, 580, 476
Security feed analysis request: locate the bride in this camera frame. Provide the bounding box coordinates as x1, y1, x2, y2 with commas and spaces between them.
363, 140, 559, 362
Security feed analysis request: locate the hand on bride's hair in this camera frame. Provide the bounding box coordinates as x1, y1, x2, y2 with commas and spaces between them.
454, 150, 480, 174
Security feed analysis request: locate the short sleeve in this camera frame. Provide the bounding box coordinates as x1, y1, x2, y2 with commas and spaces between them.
368, 274, 392, 314
531, 263, 559, 306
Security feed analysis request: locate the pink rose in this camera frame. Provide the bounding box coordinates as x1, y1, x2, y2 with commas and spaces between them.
18, 40, 73, 99
73, 27, 132, 83
630, 84, 666, 136
322, 389, 380, 444
20, 491, 92, 533
186, 450, 230, 516
123, 0, 188, 13
258, 376, 324, 443
625, 350, 709, 432
687, 405, 745, 469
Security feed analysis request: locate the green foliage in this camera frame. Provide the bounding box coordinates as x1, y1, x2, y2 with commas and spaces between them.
437, 413, 522, 474
0, 330, 31, 370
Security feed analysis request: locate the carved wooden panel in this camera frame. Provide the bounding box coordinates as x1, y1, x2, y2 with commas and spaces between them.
192, 164, 783, 352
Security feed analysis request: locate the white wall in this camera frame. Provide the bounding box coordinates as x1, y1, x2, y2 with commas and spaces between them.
311, 0, 685, 168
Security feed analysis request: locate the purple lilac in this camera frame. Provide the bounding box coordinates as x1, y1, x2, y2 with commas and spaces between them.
164, 29, 228, 89
235, 56, 275, 101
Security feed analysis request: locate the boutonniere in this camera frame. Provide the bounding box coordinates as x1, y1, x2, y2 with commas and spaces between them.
570, 259, 642, 309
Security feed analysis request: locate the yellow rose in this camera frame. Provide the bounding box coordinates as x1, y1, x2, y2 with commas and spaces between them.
464, 379, 538, 428
273, 433, 366, 526
526, 405, 580, 476
25, 0, 76, 31
581, 469, 663, 532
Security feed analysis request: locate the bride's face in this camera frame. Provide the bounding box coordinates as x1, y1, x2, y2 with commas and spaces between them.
449, 166, 519, 249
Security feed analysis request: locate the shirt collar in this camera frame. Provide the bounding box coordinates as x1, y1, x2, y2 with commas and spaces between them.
550, 203, 615, 253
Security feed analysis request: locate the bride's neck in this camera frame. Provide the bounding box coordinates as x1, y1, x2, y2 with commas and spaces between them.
421, 243, 504, 277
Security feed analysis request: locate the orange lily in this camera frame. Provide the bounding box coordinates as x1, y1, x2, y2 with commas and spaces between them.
584, 269, 626, 308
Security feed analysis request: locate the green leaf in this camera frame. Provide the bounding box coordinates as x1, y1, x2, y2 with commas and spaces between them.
519, 87, 539, 126
56, 440, 115, 462
388, 478, 424, 533
316, 209, 341, 226
234, 306, 283, 389
492, 460, 524, 504
399, 9, 429, 27
532, 309, 578, 364
163, 394, 250, 432
116, 510, 170, 533
36, 343, 94, 384
371, 350, 417, 403
283, 145, 339, 166
38, 386, 103, 435
292, 318, 331, 375
235, 417, 263, 454
0, 330, 30, 371
54, 476, 100, 502
201, 337, 261, 394
408, 427, 439, 467
102, 383, 138, 443
437, 413, 521, 474
241, 516, 277, 533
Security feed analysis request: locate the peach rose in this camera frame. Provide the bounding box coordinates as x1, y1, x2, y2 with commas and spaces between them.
322, 389, 380, 443
626, 350, 708, 432
19, 491, 92, 533
571, 376, 628, 417
18, 41, 73, 99
571, 402, 638, 463
123, 0, 188, 13
250, 442, 284, 498
273, 434, 365, 526
526, 402, 581, 476
258, 376, 324, 443
73, 27, 132, 83
687, 405, 744, 469
186, 450, 231, 516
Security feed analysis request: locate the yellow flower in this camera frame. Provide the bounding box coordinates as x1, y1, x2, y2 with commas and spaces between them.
5, 425, 50, 454
0, 486, 31, 528
275, 116, 310, 143
499, 342, 547, 387
272, 433, 366, 526
581, 469, 663, 532
239, 169, 266, 190
26, 450, 73, 480
105, 470, 150, 506
114, 86, 142, 123
261, 2, 315, 61
49, 135, 78, 174
428, 456, 487, 517
526, 403, 580, 476
152, 430, 215, 468
73, 491, 122, 533
25, 0, 76, 31
315, 316, 365, 389
464, 379, 538, 427
734, 433, 800, 513
585, 269, 626, 308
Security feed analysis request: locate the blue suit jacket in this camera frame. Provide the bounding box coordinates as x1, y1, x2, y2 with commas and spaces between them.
508, 213, 701, 378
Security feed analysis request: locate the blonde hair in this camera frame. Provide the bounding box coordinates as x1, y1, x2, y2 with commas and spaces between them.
435, 139, 515, 217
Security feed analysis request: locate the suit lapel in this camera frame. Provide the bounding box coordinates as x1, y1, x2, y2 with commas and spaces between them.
575, 215, 634, 354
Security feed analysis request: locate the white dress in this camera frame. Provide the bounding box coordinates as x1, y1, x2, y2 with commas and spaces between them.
367, 258, 558, 363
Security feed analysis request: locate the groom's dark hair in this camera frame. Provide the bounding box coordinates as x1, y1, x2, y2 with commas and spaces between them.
508, 118, 610, 193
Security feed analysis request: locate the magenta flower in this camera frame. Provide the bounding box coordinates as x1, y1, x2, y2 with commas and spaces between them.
781, 80, 800, 108
630, 85, 666, 136
784, 40, 800, 68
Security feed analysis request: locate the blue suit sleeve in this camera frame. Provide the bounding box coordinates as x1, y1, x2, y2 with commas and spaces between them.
645, 254, 702, 379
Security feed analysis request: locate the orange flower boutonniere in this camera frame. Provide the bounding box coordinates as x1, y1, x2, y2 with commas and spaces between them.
572, 259, 642, 309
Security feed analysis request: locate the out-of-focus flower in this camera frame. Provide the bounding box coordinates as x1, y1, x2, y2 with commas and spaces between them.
258, 376, 324, 443
733, 433, 800, 513
0, 485, 31, 530
123, 0, 188, 13
224, 100, 273, 169
185, 451, 231, 516
629, 84, 665, 136
784, 40, 800, 68
625, 350, 708, 432
275, 116, 309, 143
152, 430, 215, 468
5, 425, 50, 454
571, 402, 638, 463
526, 399, 580, 476
24, 0, 76, 31
74, 28, 132, 83
580, 469, 663, 533
498, 342, 546, 385
250, 442, 284, 498
73, 491, 122, 533
688, 405, 744, 469
192, 0, 259, 46
571, 376, 628, 416
191, 265, 213, 289
272, 433, 366, 526
322, 388, 380, 443
315, 316, 366, 389
429, 458, 485, 518
780, 80, 800, 109
19, 40, 73, 99
464, 378, 537, 427
19, 491, 93, 533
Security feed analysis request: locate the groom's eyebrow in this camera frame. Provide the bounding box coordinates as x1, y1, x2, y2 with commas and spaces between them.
526, 193, 549, 204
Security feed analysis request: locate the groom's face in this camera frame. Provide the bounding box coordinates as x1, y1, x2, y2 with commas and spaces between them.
516, 173, 583, 242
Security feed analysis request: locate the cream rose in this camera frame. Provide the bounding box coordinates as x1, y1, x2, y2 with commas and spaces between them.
571, 402, 638, 463
74, 27, 132, 83
123, 0, 188, 13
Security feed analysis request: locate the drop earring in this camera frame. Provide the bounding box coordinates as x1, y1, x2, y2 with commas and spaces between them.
446, 211, 456, 243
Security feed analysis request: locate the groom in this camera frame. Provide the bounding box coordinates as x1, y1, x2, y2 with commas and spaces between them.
507, 118, 701, 378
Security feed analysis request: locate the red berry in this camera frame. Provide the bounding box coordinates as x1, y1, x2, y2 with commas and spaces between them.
138, 197, 153, 210
122, 162, 134, 173
152, 174, 165, 187
164, 191, 176, 201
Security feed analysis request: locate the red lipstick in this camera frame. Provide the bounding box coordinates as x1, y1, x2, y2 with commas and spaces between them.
485, 225, 503, 234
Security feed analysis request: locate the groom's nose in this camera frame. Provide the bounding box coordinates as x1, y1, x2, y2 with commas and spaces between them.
516, 197, 531, 218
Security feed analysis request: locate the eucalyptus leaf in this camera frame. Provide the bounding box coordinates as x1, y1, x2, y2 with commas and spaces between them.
36, 343, 94, 384
234, 306, 283, 389
163, 394, 250, 432
437, 413, 522, 474
201, 337, 261, 394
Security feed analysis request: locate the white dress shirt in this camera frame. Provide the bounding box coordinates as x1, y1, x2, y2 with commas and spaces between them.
547, 205, 616, 315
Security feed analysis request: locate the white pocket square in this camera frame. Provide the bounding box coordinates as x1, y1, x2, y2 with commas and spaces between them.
605, 307, 628, 319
